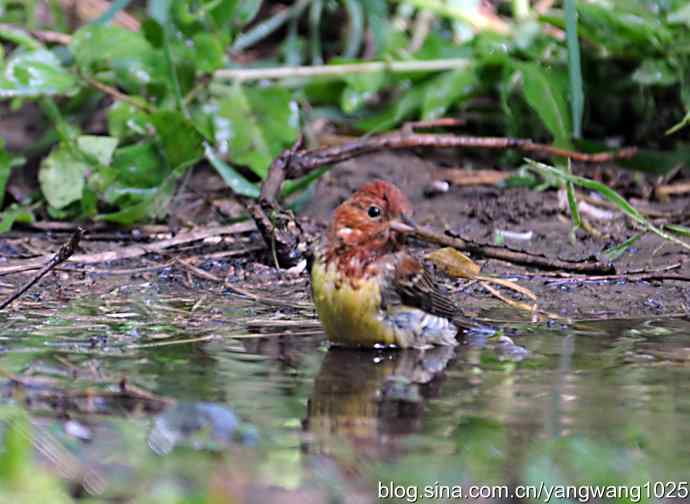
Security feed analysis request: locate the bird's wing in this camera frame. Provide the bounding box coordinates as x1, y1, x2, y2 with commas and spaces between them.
379, 252, 457, 319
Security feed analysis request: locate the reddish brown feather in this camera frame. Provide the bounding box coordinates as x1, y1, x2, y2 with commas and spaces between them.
324, 180, 413, 283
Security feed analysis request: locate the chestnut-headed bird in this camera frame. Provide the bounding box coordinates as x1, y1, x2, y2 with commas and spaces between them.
311, 180, 464, 349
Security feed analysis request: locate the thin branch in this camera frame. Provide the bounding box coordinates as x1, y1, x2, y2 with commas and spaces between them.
0, 227, 83, 310
0, 222, 255, 275
84, 76, 155, 112
411, 225, 615, 274
250, 120, 638, 271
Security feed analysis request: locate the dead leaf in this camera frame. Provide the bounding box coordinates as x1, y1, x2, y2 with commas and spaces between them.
427, 247, 481, 279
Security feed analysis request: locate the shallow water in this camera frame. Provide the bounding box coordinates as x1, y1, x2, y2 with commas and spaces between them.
1, 281, 690, 502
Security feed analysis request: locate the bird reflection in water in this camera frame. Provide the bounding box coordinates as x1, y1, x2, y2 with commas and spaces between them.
304, 345, 455, 465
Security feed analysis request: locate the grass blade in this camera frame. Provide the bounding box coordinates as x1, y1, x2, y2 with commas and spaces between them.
564, 158, 581, 229
525, 158, 690, 252
564, 0, 584, 139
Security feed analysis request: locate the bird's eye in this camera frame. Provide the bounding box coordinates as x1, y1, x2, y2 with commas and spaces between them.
368, 206, 382, 219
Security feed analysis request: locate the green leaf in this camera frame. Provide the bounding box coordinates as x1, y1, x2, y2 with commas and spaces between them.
204, 144, 260, 198
0, 205, 34, 233
422, 66, 478, 120
0, 49, 79, 98
104, 142, 167, 196
70, 25, 164, 92
151, 110, 205, 170
341, 70, 385, 114
192, 33, 225, 73
0, 413, 30, 483
216, 85, 299, 177
77, 135, 118, 166
517, 62, 571, 147
141, 17, 165, 48
356, 85, 425, 132
38, 145, 88, 209
107, 101, 151, 139
97, 167, 180, 224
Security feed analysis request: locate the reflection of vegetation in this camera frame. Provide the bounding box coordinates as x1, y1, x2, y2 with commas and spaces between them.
0, 410, 72, 503
1, 1, 689, 228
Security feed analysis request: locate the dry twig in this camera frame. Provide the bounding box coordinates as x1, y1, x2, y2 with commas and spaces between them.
0, 228, 83, 310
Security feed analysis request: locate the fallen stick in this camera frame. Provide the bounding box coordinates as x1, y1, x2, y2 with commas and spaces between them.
0, 222, 255, 276
0, 227, 83, 310
412, 225, 615, 274
251, 121, 635, 271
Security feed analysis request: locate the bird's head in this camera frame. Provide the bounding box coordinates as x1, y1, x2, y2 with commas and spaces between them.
326, 180, 415, 263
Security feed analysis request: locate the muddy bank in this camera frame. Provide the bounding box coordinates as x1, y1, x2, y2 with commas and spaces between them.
1, 151, 689, 324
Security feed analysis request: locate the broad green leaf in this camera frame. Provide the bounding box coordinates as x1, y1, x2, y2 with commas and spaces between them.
341, 70, 385, 114
0, 49, 79, 98
216, 85, 299, 177
142, 17, 165, 48
105, 141, 167, 193
518, 62, 571, 147
151, 110, 205, 170
192, 33, 225, 73
422, 66, 478, 120
70, 25, 164, 91
97, 167, 180, 224
204, 144, 260, 198
107, 101, 151, 139
356, 85, 425, 132
0, 205, 34, 233
38, 145, 88, 209
77, 135, 118, 166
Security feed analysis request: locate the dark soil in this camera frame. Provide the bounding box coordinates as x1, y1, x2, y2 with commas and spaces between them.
2, 150, 690, 325
301, 151, 690, 322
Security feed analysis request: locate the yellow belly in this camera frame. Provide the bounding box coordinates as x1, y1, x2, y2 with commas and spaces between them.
311, 260, 398, 347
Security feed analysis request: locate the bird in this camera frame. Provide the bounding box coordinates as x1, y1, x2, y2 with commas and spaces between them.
311, 179, 467, 349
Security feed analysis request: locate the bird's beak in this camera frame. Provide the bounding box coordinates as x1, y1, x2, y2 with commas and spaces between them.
390, 213, 417, 234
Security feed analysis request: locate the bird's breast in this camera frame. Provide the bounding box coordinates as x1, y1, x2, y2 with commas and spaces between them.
311, 258, 398, 347
311, 257, 457, 348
